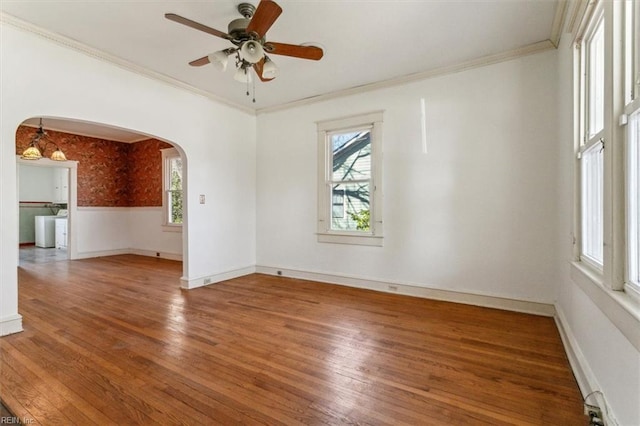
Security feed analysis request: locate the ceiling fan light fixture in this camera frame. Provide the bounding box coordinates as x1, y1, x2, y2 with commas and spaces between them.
234, 66, 252, 83
208, 50, 229, 71
240, 40, 264, 64
262, 57, 278, 79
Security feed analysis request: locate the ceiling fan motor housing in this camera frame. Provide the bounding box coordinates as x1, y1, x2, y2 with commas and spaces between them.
228, 18, 252, 41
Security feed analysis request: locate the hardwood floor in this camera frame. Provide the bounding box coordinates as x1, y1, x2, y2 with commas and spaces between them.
1, 255, 585, 425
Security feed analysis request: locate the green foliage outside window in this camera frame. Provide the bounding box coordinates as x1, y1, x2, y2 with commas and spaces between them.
349, 209, 370, 231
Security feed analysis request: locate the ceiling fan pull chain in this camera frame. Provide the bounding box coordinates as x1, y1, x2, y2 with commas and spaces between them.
252, 75, 256, 103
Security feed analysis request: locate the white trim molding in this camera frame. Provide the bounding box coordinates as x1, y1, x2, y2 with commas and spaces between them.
180, 265, 256, 290
255, 265, 556, 317
554, 305, 620, 426
0, 314, 23, 336
570, 262, 640, 352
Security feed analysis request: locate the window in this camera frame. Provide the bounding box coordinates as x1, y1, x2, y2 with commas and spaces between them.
625, 0, 640, 300
578, 10, 605, 268
624, 0, 639, 106
162, 148, 183, 227
317, 111, 383, 246
628, 111, 640, 298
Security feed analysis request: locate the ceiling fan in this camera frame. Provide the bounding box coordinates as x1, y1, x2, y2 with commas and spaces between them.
165, 0, 323, 85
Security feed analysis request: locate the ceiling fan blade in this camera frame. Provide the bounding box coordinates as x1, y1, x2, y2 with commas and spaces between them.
253, 58, 275, 82
165, 13, 231, 40
246, 0, 282, 39
264, 42, 323, 60
189, 56, 211, 67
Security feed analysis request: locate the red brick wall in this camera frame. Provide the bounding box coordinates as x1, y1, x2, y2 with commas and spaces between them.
128, 139, 171, 206
15, 125, 172, 207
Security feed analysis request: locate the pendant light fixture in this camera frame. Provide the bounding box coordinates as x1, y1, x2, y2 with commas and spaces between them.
21, 118, 67, 161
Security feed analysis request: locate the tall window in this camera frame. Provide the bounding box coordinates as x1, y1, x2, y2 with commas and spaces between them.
162, 148, 183, 226
628, 111, 640, 296
317, 111, 383, 246
625, 0, 640, 299
579, 11, 605, 268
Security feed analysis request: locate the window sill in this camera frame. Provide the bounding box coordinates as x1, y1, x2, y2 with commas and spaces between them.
162, 224, 182, 233
570, 261, 640, 352
317, 232, 383, 247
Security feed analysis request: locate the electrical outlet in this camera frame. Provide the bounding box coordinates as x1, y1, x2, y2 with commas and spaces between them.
585, 404, 604, 426
277, 270, 282, 276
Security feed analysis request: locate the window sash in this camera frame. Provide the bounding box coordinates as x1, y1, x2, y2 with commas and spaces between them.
627, 110, 640, 292
586, 15, 605, 139
581, 141, 604, 267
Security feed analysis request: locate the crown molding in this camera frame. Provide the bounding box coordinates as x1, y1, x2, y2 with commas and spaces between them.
550, 0, 569, 47
257, 39, 556, 115
0, 12, 256, 116
2, 8, 562, 117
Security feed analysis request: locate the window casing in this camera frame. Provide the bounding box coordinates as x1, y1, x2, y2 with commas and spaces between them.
161, 148, 183, 229
317, 111, 383, 246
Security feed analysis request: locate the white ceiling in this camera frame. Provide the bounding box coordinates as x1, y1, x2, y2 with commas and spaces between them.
3, 0, 560, 139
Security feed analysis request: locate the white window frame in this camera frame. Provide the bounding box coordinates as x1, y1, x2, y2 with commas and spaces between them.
627, 110, 640, 302
624, 0, 640, 302
623, 0, 639, 110
578, 7, 606, 270
316, 111, 384, 246
161, 147, 183, 231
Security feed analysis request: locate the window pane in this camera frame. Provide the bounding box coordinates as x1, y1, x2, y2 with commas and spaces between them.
332, 130, 371, 181
628, 111, 640, 285
581, 143, 604, 265
588, 18, 605, 137
168, 190, 183, 224
331, 183, 370, 231
169, 158, 182, 191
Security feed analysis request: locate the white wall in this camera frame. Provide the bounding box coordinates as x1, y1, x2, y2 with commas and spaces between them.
18, 164, 56, 201
0, 23, 256, 333
256, 51, 561, 305
554, 34, 640, 426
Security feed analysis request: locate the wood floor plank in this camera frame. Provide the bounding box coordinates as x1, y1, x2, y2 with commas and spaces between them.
0, 254, 586, 425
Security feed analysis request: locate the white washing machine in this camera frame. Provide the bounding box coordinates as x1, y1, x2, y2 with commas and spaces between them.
35, 216, 56, 248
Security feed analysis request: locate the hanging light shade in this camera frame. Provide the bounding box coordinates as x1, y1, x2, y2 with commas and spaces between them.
240, 40, 264, 64
50, 148, 67, 161
234, 66, 252, 83
262, 57, 279, 79
208, 50, 229, 72
21, 145, 43, 160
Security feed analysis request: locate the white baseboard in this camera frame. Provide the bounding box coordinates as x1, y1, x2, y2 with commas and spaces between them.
73, 248, 131, 259
129, 249, 182, 261
181, 265, 256, 290
74, 248, 182, 261
554, 306, 619, 426
255, 265, 556, 317
0, 314, 23, 336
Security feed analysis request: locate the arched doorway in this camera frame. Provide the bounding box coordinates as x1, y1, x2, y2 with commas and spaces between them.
15, 116, 188, 271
